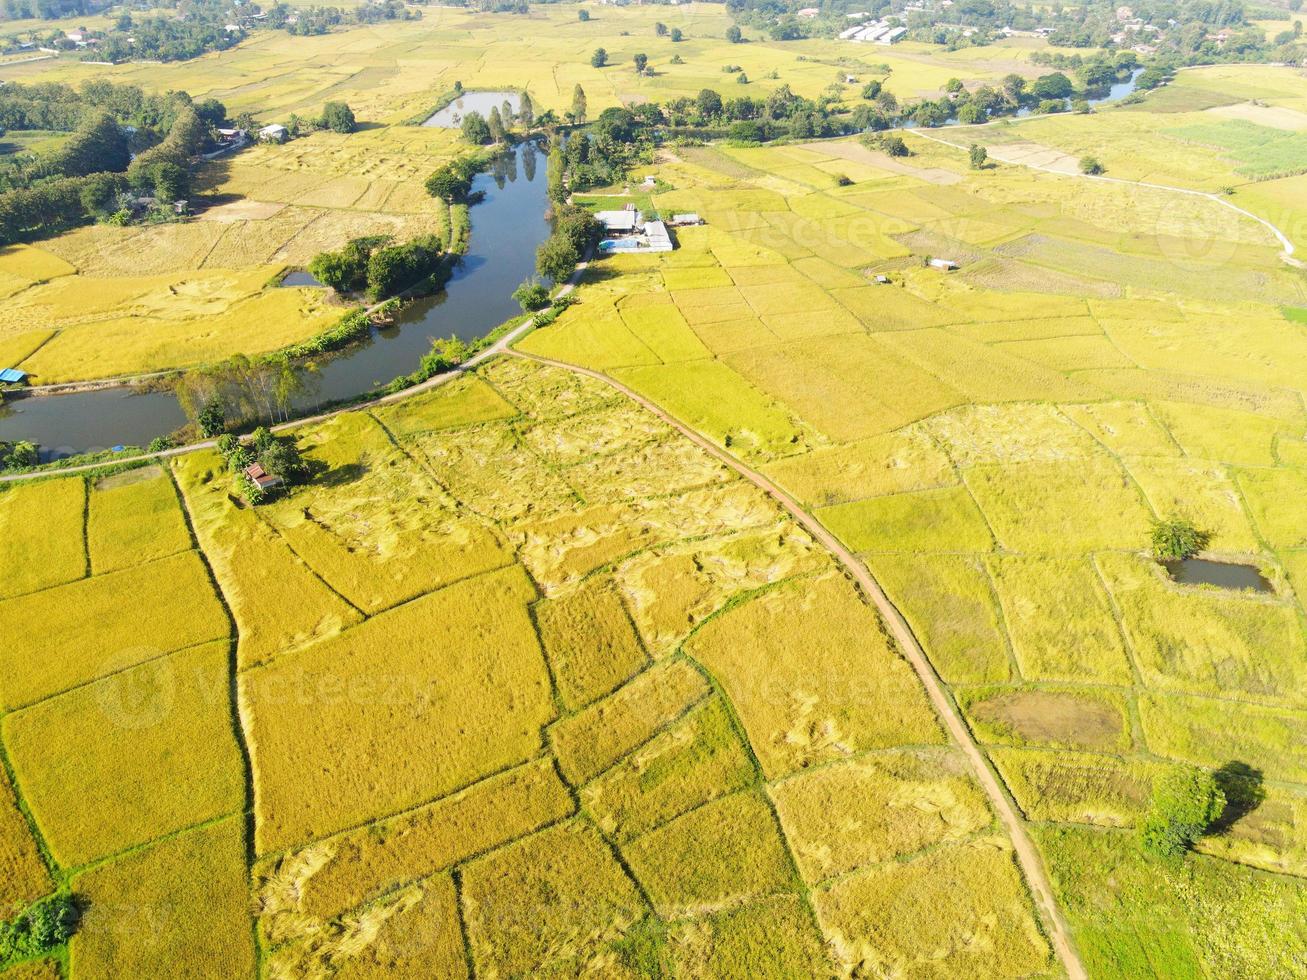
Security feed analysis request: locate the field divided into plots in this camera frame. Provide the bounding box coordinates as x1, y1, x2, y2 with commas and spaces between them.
518, 121, 1307, 974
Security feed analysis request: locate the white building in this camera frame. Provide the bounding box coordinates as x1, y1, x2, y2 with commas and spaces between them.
259, 123, 289, 143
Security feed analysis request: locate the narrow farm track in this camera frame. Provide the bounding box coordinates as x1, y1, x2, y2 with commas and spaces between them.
507, 346, 1089, 980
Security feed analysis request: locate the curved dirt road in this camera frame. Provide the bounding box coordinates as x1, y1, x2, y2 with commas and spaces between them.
508, 347, 1088, 980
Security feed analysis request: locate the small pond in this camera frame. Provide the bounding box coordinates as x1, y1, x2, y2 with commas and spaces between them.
424, 91, 521, 128
1164, 558, 1274, 593
279, 270, 324, 288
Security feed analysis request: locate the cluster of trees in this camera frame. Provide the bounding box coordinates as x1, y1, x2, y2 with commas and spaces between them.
308, 234, 444, 300
0, 89, 217, 244
458, 93, 534, 145
425, 154, 484, 203
535, 204, 601, 284
217, 427, 310, 503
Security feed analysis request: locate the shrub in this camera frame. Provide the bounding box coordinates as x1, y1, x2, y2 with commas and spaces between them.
1139, 766, 1225, 857
1150, 517, 1208, 561
0, 440, 38, 470
591, 47, 607, 68
1080, 155, 1105, 175
969, 144, 988, 169
726, 25, 742, 42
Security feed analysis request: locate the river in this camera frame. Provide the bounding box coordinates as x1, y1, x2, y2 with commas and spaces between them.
0, 134, 550, 460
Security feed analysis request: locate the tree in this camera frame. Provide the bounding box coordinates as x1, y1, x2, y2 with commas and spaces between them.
577, 7, 588, 20
655, 21, 667, 36
487, 105, 505, 143
1140, 767, 1226, 858
696, 88, 722, 118
670, 27, 683, 41
957, 103, 984, 124
1150, 517, 1209, 561
461, 111, 491, 144
536, 235, 579, 283
861, 79, 881, 100
945, 77, 964, 93
512, 278, 550, 311
726, 25, 742, 43
1031, 72, 1072, 100
519, 91, 534, 127
260, 435, 310, 486
150, 161, 189, 201
633, 52, 648, 74
1079, 154, 1105, 175
320, 101, 357, 134
197, 401, 226, 437
969, 144, 988, 170
591, 47, 607, 68
571, 84, 588, 124
879, 134, 909, 157
425, 160, 475, 203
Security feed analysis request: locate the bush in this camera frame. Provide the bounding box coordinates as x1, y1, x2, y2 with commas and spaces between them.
969, 144, 988, 169
1080, 155, 1105, 175
0, 440, 38, 470
1150, 517, 1208, 561
1139, 766, 1226, 858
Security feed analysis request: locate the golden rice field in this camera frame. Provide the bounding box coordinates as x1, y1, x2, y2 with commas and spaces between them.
2, 359, 1065, 977
5, 17, 1307, 975
516, 108, 1307, 973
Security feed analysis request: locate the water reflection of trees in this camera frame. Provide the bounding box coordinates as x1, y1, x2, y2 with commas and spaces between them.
175, 354, 322, 430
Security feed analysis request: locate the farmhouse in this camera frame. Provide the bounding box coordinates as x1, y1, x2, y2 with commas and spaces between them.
0, 367, 28, 385
595, 207, 675, 253
928, 257, 960, 271
243, 463, 283, 493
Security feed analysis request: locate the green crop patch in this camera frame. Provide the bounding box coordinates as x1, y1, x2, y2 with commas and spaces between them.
1098, 552, 1306, 705
771, 749, 991, 883
622, 791, 794, 918
0, 549, 228, 710
245, 564, 553, 853
990, 748, 1161, 828
963, 458, 1153, 555
1036, 824, 1307, 979
5, 640, 242, 868
818, 486, 994, 554
369, 373, 518, 438
986, 556, 1134, 684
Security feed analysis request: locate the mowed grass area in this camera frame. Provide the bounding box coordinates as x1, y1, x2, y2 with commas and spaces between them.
518, 129, 1307, 973
167, 358, 1051, 975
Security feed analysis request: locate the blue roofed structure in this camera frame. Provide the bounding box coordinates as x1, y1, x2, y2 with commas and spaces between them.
0, 368, 28, 384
